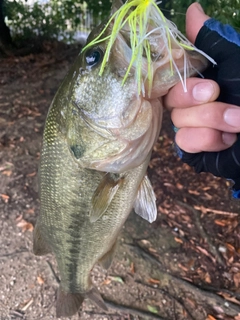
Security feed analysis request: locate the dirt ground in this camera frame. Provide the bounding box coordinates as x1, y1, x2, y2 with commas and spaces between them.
1, 43, 240, 320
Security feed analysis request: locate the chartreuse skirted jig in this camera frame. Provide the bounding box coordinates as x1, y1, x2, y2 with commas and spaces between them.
82, 0, 215, 95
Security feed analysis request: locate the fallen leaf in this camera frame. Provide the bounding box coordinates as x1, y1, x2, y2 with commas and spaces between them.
148, 247, 157, 254
188, 189, 200, 195
0, 194, 10, 203
147, 305, 158, 314
101, 278, 112, 285
109, 276, 124, 284
226, 243, 235, 252
178, 263, 189, 272
205, 272, 211, 284
26, 208, 35, 215
206, 315, 216, 320
204, 192, 212, 200
214, 220, 226, 227
27, 172, 36, 177
176, 183, 183, 190
140, 239, 151, 246
148, 278, 160, 284
196, 246, 216, 263
17, 219, 34, 232
202, 187, 211, 191
37, 276, 44, 285
174, 237, 183, 244
130, 262, 135, 274
2, 170, 12, 176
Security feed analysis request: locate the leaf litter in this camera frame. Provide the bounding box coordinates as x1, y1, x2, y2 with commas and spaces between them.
0, 40, 240, 319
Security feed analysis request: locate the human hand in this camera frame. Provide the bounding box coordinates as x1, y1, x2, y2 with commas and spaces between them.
163, 2, 240, 196
164, 3, 240, 153
165, 78, 240, 153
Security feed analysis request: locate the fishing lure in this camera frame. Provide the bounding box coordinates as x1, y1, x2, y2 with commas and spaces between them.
83, 0, 216, 96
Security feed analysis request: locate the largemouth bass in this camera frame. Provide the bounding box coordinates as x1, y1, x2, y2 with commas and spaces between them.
33, 0, 209, 317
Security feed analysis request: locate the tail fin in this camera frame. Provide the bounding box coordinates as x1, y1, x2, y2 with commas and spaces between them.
56, 288, 84, 318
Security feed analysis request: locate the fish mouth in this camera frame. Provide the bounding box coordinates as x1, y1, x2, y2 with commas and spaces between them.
108, 25, 184, 98
108, 19, 208, 98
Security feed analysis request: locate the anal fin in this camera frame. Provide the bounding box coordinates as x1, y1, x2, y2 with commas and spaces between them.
98, 240, 117, 269
56, 287, 84, 318
133, 175, 157, 223
33, 222, 51, 256
90, 173, 124, 223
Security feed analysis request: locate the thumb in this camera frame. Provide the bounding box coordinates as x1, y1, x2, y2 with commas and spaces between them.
186, 3, 210, 43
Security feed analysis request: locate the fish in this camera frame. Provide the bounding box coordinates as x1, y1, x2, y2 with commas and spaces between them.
33, 0, 210, 317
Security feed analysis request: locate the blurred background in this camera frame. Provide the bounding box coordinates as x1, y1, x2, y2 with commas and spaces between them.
0, 0, 239, 55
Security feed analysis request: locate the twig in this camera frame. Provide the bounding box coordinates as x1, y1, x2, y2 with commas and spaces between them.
0, 249, 29, 258
9, 309, 26, 319
21, 298, 33, 311
194, 205, 239, 216
176, 200, 225, 266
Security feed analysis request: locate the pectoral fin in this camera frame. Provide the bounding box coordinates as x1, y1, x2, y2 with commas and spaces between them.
133, 175, 157, 223
89, 173, 123, 223
98, 240, 117, 269
33, 222, 51, 256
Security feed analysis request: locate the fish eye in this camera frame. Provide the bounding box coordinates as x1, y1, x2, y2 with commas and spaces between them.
85, 48, 103, 68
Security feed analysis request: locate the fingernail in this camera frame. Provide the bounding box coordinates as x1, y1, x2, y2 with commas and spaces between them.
222, 132, 237, 146
195, 3, 204, 13
192, 82, 214, 102
224, 108, 240, 127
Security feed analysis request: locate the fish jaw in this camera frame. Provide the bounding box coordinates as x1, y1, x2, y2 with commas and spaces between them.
110, 24, 208, 99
